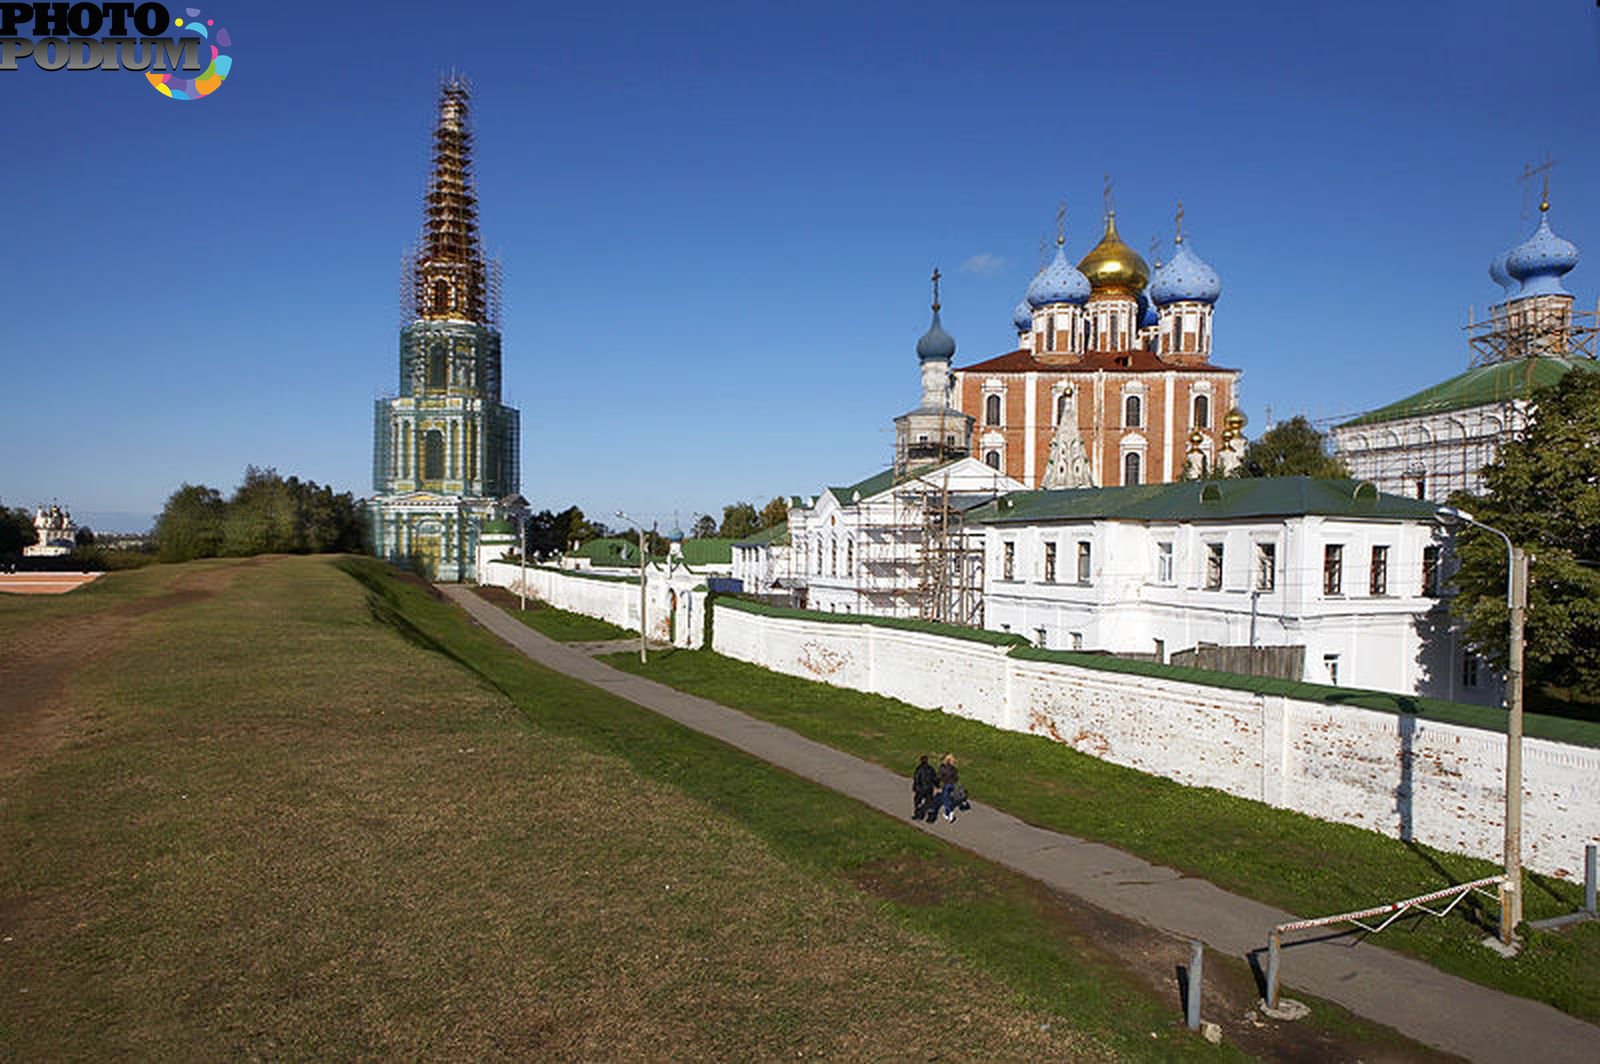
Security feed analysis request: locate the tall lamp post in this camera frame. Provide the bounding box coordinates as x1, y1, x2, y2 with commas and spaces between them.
514, 510, 528, 611
615, 510, 648, 664
1437, 505, 1528, 944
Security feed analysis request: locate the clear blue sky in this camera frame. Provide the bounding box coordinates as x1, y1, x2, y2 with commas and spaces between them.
7, 1, 1599, 532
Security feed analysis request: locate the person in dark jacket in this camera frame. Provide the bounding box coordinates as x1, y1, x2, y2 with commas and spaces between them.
912, 754, 938, 821
938, 754, 961, 822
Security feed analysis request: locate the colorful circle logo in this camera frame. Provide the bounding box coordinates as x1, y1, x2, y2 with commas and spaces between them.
147, 8, 231, 101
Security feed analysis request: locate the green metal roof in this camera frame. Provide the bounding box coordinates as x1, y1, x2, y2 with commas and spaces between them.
1337, 356, 1600, 428
572, 537, 640, 566
732, 522, 789, 548
679, 537, 735, 565
481, 519, 515, 535
824, 459, 964, 505
970, 477, 1439, 526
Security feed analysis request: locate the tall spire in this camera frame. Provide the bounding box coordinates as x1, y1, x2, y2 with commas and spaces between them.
412, 76, 487, 323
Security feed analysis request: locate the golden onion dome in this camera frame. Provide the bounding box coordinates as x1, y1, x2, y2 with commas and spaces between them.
1077, 211, 1150, 295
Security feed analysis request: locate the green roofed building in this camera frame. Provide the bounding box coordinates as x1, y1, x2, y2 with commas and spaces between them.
969, 476, 1490, 703
1330, 194, 1597, 502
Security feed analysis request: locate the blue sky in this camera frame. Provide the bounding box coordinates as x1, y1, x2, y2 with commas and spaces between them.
6, 1, 1599, 532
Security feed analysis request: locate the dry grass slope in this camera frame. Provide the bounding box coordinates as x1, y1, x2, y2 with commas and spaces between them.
0, 556, 1116, 1059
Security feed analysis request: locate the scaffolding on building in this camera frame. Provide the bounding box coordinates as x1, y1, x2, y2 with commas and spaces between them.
1325, 297, 1598, 503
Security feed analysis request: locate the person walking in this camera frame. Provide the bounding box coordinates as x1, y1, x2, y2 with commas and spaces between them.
912, 754, 938, 822
937, 754, 961, 823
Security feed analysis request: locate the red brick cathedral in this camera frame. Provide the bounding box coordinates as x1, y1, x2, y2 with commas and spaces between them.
953, 206, 1243, 489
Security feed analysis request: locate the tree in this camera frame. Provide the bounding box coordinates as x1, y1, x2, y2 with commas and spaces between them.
719, 502, 760, 540
155, 484, 226, 562
0, 501, 37, 558
691, 513, 717, 539
759, 496, 789, 530
1450, 370, 1600, 694
74, 526, 95, 548
1236, 416, 1350, 479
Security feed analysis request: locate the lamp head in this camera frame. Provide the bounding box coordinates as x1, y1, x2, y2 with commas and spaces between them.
1434, 505, 1474, 526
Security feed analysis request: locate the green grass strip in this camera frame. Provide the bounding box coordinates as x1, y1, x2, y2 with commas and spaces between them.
598, 643, 1600, 1024
338, 559, 1361, 1058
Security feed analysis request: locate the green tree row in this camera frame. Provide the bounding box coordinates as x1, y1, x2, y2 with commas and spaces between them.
155, 467, 363, 563
688, 497, 789, 541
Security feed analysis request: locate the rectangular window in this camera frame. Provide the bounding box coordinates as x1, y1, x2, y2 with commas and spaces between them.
1370, 545, 1389, 596
1323, 544, 1344, 595
1076, 541, 1092, 583
1462, 652, 1479, 688
846, 542, 853, 577
1035, 627, 1047, 648
1002, 541, 1015, 581
1255, 542, 1276, 591
1157, 541, 1174, 583
1205, 542, 1223, 590
1422, 545, 1441, 597
1324, 654, 1340, 686
1071, 632, 1084, 650
1044, 542, 1057, 583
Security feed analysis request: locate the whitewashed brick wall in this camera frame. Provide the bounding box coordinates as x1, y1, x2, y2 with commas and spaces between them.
477, 561, 705, 649
713, 603, 1600, 879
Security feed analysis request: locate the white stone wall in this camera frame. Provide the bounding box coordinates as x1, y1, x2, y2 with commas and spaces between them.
711, 603, 1600, 878
478, 560, 705, 649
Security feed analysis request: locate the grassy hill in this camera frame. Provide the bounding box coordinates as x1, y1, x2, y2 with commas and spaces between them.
0, 556, 1438, 1059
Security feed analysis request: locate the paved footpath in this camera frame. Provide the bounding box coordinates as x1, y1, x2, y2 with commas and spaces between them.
442, 586, 1600, 1063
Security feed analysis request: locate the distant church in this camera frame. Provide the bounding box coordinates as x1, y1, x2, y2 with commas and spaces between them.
1332, 180, 1598, 501
367, 78, 523, 581
952, 200, 1244, 489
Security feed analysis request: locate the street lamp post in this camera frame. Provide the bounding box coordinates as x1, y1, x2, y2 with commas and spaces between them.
516, 511, 527, 611
1437, 505, 1528, 945
615, 510, 648, 664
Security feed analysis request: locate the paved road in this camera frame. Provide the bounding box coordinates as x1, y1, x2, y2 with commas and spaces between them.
442, 585, 1600, 1063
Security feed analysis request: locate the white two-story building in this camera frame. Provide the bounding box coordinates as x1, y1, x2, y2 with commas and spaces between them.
970, 476, 1492, 703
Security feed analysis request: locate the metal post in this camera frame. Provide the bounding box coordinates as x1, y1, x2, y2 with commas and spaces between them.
1502, 547, 1527, 942
1186, 940, 1203, 1030
517, 513, 527, 612
638, 524, 648, 664
1265, 930, 1281, 1009
1585, 843, 1597, 916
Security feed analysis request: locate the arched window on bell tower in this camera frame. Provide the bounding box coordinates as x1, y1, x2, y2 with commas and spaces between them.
427, 345, 447, 390
422, 430, 445, 482
432, 280, 452, 315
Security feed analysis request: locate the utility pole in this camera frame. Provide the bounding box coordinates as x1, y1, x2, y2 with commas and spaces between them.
1503, 546, 1528, 940
616, 510, 648, 664
1437, 505, 1527, 945
518, 512, 527, 611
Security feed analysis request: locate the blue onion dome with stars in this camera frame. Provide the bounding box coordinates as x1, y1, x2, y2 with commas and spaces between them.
1139, 296, 1159, 328
1488, 248, 1518, 296
1150, 237, 1222, 306
1012, 299, 1033, 332
1026, 239, 1092, 307
1505, 204, 1580, 299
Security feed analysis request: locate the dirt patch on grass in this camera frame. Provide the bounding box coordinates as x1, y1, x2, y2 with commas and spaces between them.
0, 562, 245, 780
850, 853, 1461, 1061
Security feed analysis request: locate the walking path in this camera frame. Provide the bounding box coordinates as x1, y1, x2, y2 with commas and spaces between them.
442, 586, 1600, 1063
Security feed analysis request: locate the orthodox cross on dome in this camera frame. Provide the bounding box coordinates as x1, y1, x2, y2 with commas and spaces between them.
1174, 200, 1185, 243
1055, 199, 1066, 246
930, 267, 942, 311
1103, 173, 1114, 217
1147, 234, 1162, 269
1519, 155, 1556, 214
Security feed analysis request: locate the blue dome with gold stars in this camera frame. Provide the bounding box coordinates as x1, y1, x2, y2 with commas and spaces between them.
1026, 242, 1092, 307
1012, 299, 1033, 332
1150, 238, 1222, 306
1505, 208, 1580, 299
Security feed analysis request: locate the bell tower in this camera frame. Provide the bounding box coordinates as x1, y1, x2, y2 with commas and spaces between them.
367, 77, 523, 581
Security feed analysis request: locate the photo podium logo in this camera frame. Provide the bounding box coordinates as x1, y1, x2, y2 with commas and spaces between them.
0, 3, 232, 101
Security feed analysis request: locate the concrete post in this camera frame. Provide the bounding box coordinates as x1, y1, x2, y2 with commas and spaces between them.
1501, 547, 1527, 943
1585, 843, 1597, 917
1186, 940, 1204, 1030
